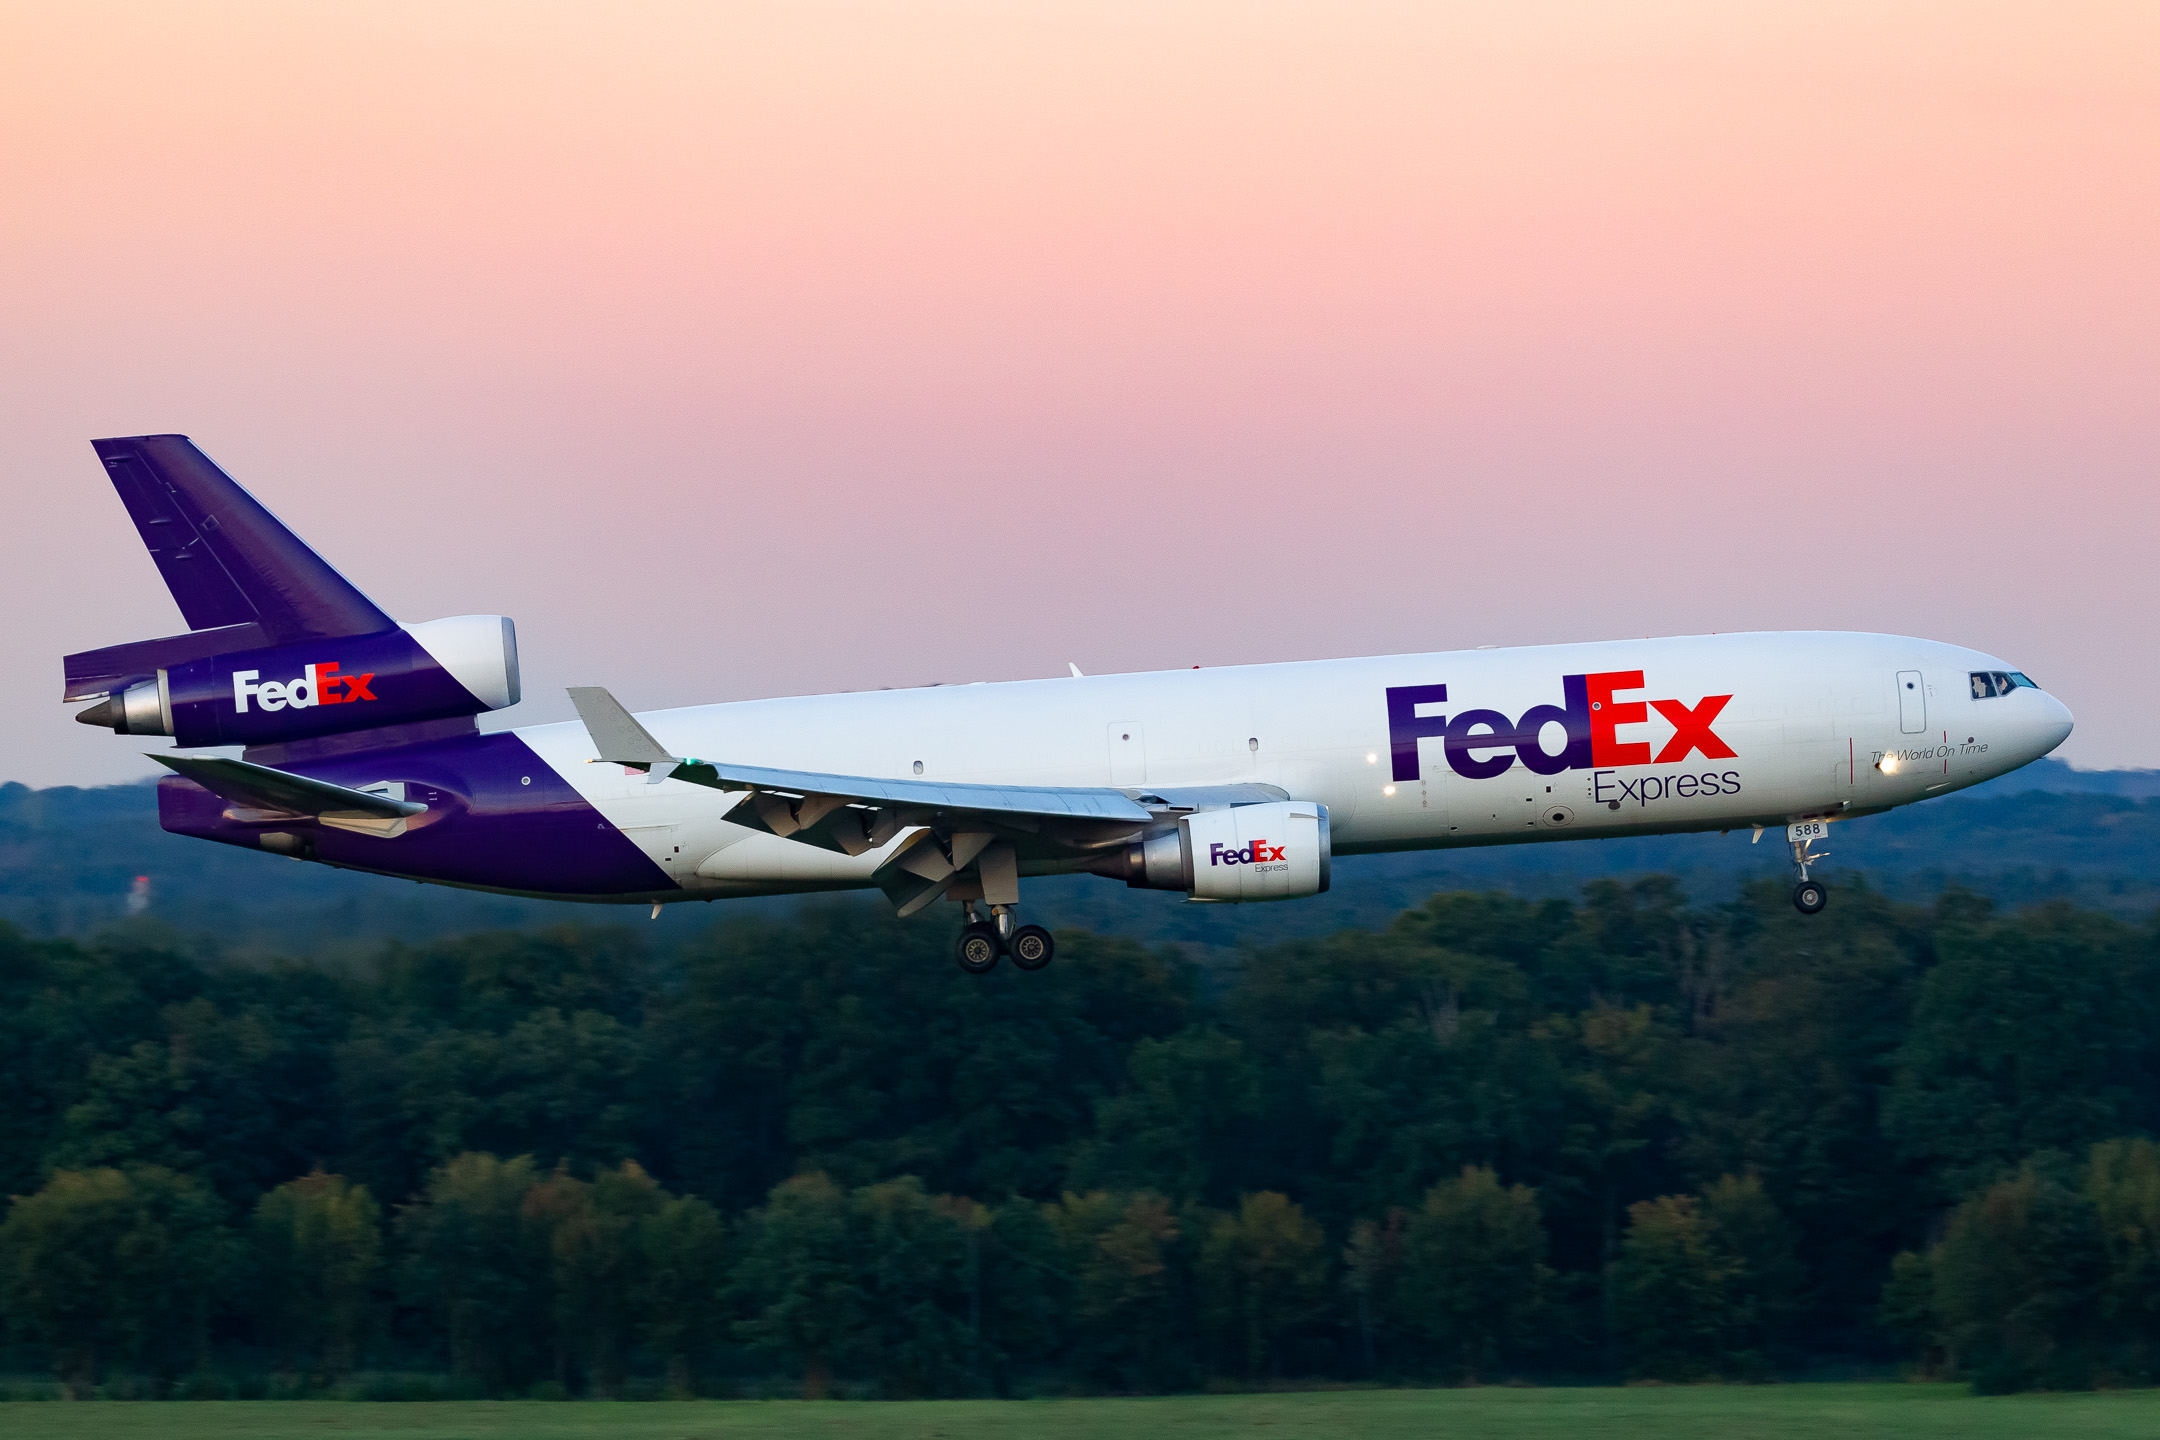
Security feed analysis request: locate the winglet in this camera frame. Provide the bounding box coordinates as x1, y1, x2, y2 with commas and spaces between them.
567, 687, 682, 782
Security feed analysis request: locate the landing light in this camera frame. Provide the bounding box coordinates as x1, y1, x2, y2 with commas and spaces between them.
1366, 753, 1377, 763
1878, 755, 1900, 775
1383, 784, 1396, 796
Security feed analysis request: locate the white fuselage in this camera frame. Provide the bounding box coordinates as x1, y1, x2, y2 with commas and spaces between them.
513, 630, 2074, 901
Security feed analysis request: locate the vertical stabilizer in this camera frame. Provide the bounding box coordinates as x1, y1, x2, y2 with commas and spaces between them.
91, 435, 395, 643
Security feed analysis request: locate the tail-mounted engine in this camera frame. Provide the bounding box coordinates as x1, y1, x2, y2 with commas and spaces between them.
64, 434, 524, 750
1093, 799, 1331, 902
76, 615, 520, 746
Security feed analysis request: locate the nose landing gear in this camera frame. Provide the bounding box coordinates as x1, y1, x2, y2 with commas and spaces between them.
1790, 829, 1829, 914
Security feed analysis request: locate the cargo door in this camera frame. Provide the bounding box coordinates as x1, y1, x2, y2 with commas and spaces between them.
1897, 671, 1926, 734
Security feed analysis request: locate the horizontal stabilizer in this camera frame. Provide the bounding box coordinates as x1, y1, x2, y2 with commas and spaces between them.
151, 753, 427, 838
64, 623, 269, 701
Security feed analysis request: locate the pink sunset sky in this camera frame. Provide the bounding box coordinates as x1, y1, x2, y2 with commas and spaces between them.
3, 0, 2155, 788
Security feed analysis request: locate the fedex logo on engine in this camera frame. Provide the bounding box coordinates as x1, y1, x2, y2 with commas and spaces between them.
232, 663, 378, 714
1384, 671, 1735, 783
1210, 839, 1287, 867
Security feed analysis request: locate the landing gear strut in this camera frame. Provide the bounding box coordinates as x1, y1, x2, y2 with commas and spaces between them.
1791, 833, 1828, 915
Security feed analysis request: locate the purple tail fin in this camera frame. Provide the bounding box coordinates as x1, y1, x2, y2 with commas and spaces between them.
92, 435, 394, 640
65, 436, 398, 700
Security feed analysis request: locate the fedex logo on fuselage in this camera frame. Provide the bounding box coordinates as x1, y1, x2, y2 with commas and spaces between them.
1384, 671, 1735, 783
232, 663, 378, 714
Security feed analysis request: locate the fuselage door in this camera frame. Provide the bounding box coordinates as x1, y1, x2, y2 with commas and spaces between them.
1897, 670, 1926, 734
1107, 722, 1147, 785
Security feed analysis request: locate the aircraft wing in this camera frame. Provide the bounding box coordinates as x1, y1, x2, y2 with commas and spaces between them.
663, 759, 1154, 825
566, 686, 1161, 913
151, 753, 428, 837
567, 685, 1152, 839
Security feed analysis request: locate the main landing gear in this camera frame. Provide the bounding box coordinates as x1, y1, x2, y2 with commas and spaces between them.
1791, 833, 1828, 915
953, 902, 1056, 974
1009, 924, 1054, 971
956, 921, 1002, 973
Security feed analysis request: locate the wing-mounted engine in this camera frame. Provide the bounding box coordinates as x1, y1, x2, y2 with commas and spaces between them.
1090, 799, 1332, 902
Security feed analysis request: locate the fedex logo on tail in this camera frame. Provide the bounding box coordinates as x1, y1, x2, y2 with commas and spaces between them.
232, 663, 378, 714
1385, 671, 1735, 783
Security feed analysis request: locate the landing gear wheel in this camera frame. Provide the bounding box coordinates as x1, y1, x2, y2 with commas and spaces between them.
1793, 880, 1827, 915
1008, 924, 1055, 971
955, 921, 1003, 974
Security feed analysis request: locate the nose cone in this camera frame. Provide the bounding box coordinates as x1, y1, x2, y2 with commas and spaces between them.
2036, 692, 2075, 756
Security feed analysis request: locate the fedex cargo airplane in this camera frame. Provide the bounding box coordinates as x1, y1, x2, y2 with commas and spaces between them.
68, 436, 2073, 972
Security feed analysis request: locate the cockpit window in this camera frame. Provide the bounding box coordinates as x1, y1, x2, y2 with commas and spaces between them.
1969, 671, 2038, 699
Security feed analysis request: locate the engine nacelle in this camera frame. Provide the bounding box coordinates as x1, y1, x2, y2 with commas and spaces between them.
79, 616, 520, 747
1098, 800, 1331, 902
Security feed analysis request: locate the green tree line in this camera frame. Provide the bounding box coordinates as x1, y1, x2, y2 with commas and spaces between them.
1, 876, 2156, 1395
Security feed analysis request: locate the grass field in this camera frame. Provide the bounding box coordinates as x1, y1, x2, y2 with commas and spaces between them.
2, 1385, 2158, 1440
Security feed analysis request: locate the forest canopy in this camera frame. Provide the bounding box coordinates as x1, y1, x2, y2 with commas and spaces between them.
2, 878, 2157, 1397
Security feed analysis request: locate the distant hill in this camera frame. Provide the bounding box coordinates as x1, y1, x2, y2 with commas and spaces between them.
1984, 756, 2160, 798
3, 755, 2154, 955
